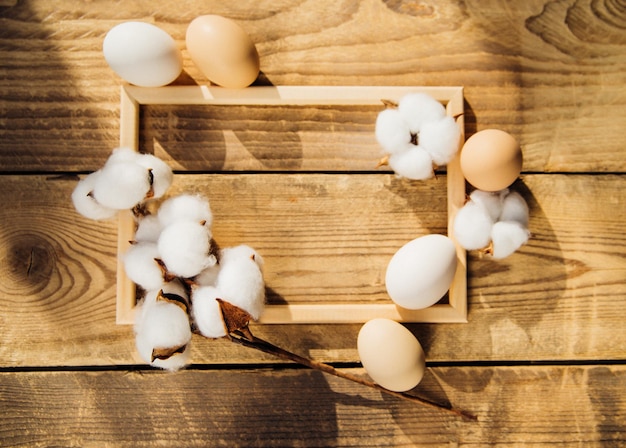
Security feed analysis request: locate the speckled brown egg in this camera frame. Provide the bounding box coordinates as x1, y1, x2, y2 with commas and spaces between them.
186, 15, 260, 88
460, 129, 523, 191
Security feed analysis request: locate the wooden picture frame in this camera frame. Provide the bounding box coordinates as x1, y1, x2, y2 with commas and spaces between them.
116, 85, 467, 325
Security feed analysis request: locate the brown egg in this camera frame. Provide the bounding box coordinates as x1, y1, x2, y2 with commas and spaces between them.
460, 129, 523, 191
186, 15, 260, 88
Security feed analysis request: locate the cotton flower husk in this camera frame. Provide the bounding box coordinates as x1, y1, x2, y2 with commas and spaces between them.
419, 115, 461, 166
397, 92, 446, 134
93, 160, 151, 209
151, 278, 189, 302
500, 190, 529, 227
216, 245, 265, 320
453, 201, 494, 250
375, 108, 412, 154
388, 145, 434, 180
490, 220, 530, 259
158, 220, 215, 278
191, 285, 227, 338
157, 194, 213, 228
71, 171, 118, 220
122, 242, 164, 291
134, 292, 192, 371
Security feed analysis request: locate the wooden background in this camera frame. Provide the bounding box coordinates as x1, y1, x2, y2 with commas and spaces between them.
1, 0, 625, 446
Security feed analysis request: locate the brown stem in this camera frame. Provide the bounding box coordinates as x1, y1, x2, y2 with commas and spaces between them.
228, 330, 477, 421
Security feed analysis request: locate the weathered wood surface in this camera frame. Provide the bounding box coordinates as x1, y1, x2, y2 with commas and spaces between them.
1, 366, 625, 447
1, 0, 625, 445
0, 173, 623, 367
1, 0, 625, 173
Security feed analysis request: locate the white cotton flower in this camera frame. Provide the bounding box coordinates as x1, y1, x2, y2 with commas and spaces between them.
122, 242, 164, 291
388, 145, 434, 180
92, 160, 152, 210
134, 292, 192, 371
134, 214, 162, 243
143, 278, 189, 304
158, 220, 216, 278
191, 285, 227, 338
219, 244, 265, 268
104, 148, 173, 200
397, 92, 446, 134
375, 108, 412, 154
216, 245, 265, 320
135, 153, 173, 199
490, 220, 530, 259
194, 263, 220, 287
106, 147, 141, 165
71, 171, 118, 220
375, 93, 460, 179
453, 201, 494, 250
158, 194, 213, 228
419, 115, 461, 166
500, 190, 529, 227
469, 189, 508, 223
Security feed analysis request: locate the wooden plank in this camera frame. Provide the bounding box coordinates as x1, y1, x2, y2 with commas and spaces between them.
1, 1, 624, 173
116, 173, 461, 324
133, 85, 460, 173
0, 173, 623, 367
422, 173, 626, 362
1, 365, 625, 446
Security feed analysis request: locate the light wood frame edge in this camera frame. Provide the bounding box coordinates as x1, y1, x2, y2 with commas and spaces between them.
116, 85, 467, 325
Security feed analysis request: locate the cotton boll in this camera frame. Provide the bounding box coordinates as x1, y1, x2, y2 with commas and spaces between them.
134, 215, 162, 243
134, 295, 192, 371
71, 171, 118, 220
158, 194, 213, 228
490, 220, 530, 259
158, 220, 216, 278
135, 153, 173, 199
106, 147, 141, 165
469, 189, 507, 223
388, 145, 434, 180
123, 242, 164, 291
500, 190, 530, 227
191, 286, 227, 338
453, 201, 494, 250
397, 93, 446, 134
151, 344, 191, 371
194, 263, 220, 287
220, 244, 265, 268
92, 160, 151, 209
375, 108, 411, 154
142, 279, 189, 307
419, 116, 461, 166
216, 245, 265, 320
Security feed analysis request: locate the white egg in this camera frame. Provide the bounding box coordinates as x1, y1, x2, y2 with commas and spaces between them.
357, 318, 426, 392
103, 21, 183, 87
385, 234, 457, 309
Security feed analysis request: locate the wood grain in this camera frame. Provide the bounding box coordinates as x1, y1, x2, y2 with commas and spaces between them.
1, 0, 624, 172
1, 1, 625, 442
0, 173, 623, 367
155, 173, 448, 306
1, 365, 624, 446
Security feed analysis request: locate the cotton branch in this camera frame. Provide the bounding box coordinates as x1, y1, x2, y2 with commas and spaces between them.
216, 300, 477, 421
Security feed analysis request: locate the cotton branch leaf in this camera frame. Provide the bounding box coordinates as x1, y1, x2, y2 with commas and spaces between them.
217, 298, 252, 335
